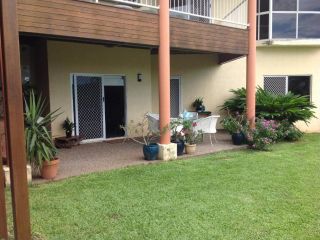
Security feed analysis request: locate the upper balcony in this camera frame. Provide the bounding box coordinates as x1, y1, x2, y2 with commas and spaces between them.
95, 0, 248, 29
17, 0, 249, 56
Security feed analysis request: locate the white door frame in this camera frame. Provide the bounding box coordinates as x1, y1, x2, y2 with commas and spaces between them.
71, 73, 126, 142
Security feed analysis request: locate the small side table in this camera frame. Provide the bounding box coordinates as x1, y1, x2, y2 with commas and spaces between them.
54, 136, 82, 149
197, 111, 212, 118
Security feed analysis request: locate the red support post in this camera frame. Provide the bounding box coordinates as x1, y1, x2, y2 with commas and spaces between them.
158, 0, 171, 144
246, 0, 257, 128
0, 0, 31, 239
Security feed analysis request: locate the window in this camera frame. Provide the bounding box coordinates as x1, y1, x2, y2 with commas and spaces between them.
298, 14, 320, 38
259, 14, 269, 39
288, 76, 311, 97
272, 13, 297, 38
259, 0, 269, 12
300, 0, 320, 11
273, 0, 297, 11
256, 0, 320, 40
264, 76, 311, 99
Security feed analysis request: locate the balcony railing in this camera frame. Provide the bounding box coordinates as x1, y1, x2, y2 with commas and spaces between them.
93, 0, 248, 29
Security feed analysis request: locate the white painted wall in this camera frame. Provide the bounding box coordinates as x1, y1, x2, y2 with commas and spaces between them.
47, 41, 152, 137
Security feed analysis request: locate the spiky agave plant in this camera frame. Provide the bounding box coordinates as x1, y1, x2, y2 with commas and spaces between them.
24, 90, 61, 175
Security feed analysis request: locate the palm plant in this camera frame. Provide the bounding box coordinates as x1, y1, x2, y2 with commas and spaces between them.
221, 87, 316, 124
24, 90, 60, 174
62, 118, 75, 138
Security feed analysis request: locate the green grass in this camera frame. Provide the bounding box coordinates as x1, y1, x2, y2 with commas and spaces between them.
6, 134, 320, 239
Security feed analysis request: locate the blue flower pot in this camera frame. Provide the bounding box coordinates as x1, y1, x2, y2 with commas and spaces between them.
241, 132, 248, 144
143, 143, 159, 161
232, 133, 244, 145
196, 105, 205, 112
172, 140, 185, 156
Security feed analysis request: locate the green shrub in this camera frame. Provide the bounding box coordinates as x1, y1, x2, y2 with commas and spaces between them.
277, 120, 303, 141
221, 87, 316, 124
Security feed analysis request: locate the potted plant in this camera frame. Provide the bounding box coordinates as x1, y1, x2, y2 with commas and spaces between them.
25, 90, 61, 179
221, 113, 246, 145
62, 117, 75, 138
192, 97, 205, 112
183, 120, 203, 154
121, 114, 160, 161
170, 118, 185, 156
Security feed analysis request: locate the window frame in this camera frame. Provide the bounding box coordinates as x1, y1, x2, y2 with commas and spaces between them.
263, 75, 312, 99
256, 0, 320, 40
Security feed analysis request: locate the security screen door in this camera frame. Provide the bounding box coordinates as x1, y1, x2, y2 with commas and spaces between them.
73, 75, 104, 140
170, 77, 181, 118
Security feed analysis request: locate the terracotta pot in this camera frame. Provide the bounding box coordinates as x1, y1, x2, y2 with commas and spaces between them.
41, 158, 60, 180
185, 144, 197, 154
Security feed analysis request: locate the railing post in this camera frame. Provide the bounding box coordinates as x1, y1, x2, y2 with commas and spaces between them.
158, 0, 171, 144
0, 0, 32, 239
246, 0, 256, 128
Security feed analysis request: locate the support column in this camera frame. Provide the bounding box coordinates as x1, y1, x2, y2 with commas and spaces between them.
246, 0, 257, 129
158, 0, 176, 160
0, 0, 31, 239
159, 0, 171, 144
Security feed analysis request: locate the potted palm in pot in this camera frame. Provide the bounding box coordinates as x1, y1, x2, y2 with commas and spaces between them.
192, 97, 205, 112
121, 114, 160, 161
62, 118, 74, 138
25, 90, 61, 179
221, 113, 247, 145
183, 120, 203, 154
170, 118, 185, 156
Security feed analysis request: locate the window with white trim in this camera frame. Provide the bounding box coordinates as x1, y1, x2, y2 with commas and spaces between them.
256, 0, 320, 40
264, 75, 311, 99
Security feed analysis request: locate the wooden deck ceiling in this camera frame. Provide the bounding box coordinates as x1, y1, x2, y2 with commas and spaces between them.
17, 0, 248, 55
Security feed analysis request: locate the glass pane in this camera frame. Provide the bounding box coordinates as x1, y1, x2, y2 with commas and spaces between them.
273, 0, 297, 11
273, 13, 296, 38
264, 76, 287, 95
256, 16, 259, 39
300, 0, 320, 11
259, 14, 269, 39
288, 76, 310, 99
299, 14, 320, 38
260, 0, 269, 12
170, 78, 180, 118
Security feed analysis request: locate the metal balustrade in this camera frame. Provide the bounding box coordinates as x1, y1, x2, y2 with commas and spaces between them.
93, 0, 248, 28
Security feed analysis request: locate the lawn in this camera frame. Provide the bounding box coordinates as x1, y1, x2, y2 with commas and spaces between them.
6, 134, 320, 239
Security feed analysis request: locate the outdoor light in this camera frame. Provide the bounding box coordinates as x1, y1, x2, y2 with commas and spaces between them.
137, 73, 142, 82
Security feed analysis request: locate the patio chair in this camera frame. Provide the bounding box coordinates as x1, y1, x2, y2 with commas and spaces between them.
146, 113, 184, 134
193, 115, 220, 145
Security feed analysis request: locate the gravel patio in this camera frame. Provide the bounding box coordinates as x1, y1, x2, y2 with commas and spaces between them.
34, 131, 243, 182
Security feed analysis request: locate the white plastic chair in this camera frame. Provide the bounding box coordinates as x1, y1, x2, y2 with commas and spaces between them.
146, 113, 183, 134
193, 115, 220, 145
